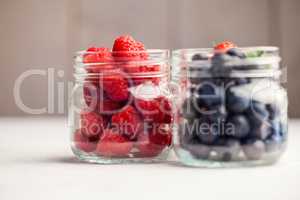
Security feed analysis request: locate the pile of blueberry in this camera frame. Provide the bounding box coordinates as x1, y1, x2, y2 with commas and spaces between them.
179, 43, 287, 162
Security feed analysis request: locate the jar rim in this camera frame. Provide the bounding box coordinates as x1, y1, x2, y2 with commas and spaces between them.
74, 49, 170, 67
172, 46, 279, 56
171, 46, 282, 78
74, 49, 170, 81
76, 48, 170, 55
172, 46, 281, 66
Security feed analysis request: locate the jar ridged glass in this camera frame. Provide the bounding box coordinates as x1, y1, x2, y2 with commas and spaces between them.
172, 47, 288, 167
69, 49, 173, 164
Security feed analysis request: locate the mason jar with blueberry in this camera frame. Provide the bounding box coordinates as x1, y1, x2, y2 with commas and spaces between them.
172, 42, 288, 167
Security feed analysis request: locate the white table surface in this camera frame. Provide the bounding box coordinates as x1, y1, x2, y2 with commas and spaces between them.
1, 117, 300, 200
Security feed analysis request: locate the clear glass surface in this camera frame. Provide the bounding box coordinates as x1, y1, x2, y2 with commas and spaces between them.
172, 47, 288, 167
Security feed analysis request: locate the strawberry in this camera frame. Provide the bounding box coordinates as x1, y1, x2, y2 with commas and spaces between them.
111, 105, 142, 140
214, 41, 236, 52
112, 35, 147, 60
83, 47, 114, 73
74, 129, 98, 153
134, 96, 173, 124
99, 72, 129, 102
80, 110, 107, 138
135, 125, 172, 157
96, 129, 133, 157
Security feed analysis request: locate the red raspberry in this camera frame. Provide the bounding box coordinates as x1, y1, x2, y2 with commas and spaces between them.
83, 78, 100, 110
99, 72, 129, 102
83, 47, 114, 73
112, 35, 148, 60
83, 78, 123, 114
214, 41, 236, 52
135, 125, 172, 157
157, 96, 173, 124
149, 124, 172, 146
80, 110, 107, 138
96, 129, 133, 157
98, 96, 123, 114
135, 132, 165, 157
111, 105, 142, 140
134, 96, 173, 124
125, 64, 161, 85
74, 129, 98, 153
134, 98, 159, 121
136, 41, 148, 59
112, 35, 161, 85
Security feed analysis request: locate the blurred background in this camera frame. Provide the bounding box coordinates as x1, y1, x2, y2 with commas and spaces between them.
0, 0, 299, 117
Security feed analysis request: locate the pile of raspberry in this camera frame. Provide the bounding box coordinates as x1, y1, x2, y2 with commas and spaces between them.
74, 35, 173, 158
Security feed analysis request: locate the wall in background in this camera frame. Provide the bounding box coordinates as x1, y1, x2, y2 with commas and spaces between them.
279, 0, 300, 117
0, 0, 299, 117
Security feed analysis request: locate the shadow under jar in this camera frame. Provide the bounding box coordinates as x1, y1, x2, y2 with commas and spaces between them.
69, 49, 173, 164
172, 47, 288, 167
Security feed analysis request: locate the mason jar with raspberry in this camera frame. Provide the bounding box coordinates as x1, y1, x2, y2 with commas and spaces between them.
172, 42, 288, 167
69, 35, 173, 164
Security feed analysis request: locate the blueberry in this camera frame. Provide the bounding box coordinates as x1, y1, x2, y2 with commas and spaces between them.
212, 137, 228, 146
251, 102, 269, 119
227, 115, 250, 139
208, 105, 227, 121
242, 139, 265, 160
264, 126, 283, 153
264, 121, 287, 152
247, 102, 271, 139
179, 120, 214, 158
211, 53, 233, 77
198, 131, 219, 145
195, 118, 219, 145
270, 121, 281, 135
226, 90, 250, 113
181, 98, 201, 119
196, 82, 223, 107
266, 103, 280, 120
178, 121, 200, 148
280, 123, 288, 140
266, 131, 282, 143
198, 134, 218, 145
192, 53, 209, 61
197, 82, 215, 94
227, 48, 246, 58
251, 122, 272, 140
197, 106, 227, 140
247, 101, 269, 125
210, 139, 241, 161
187, 144, 211, 159
265, 139, 282, 153
212, 53, 233, 64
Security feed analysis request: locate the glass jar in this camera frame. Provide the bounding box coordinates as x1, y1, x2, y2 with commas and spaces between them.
69, 49, 173, 164
172, 47, 288, 167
